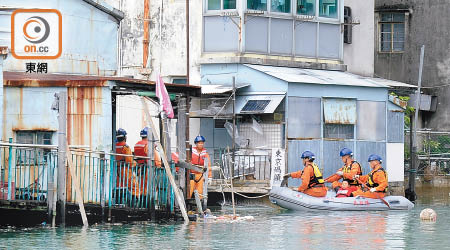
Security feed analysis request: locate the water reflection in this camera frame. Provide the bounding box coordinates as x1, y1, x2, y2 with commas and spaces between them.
2, 188, 450, 250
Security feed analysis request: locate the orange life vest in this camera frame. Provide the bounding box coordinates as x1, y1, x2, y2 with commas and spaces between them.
134, 140, 148, 164
115, 141, 129, 162
191, 147, 208, 174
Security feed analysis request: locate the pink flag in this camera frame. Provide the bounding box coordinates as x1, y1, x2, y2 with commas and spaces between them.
156, 74, 174, 118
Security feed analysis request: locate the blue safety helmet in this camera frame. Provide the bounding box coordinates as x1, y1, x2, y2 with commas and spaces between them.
368, 154, 382, 163
140, 127, 149, 138
339, 148, 353, 157
116, 128, 127, 138
194, 135, 206, 144
301, 150, 315, 160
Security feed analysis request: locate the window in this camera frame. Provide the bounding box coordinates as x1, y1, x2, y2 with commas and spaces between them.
208, 0, 236, 10
319, 0, 338, 18
16, 131, 53, 163
171, 77, 187, 84
214, 119, 227, 128
379, 13, 405, 52
248, 0, 267, 11
324, 124, 354, 139
17, 131, 53, 145
297, 0, 315, 16
271, 0, 290, 13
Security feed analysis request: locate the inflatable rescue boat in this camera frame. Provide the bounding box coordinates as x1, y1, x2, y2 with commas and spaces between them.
269, 187, 414, 211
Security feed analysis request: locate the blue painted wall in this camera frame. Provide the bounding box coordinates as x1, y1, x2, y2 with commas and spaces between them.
201, 64, 288, 93
1, 0, 119, 75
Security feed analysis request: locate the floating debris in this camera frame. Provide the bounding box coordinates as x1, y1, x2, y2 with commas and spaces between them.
420, 208, 437, 221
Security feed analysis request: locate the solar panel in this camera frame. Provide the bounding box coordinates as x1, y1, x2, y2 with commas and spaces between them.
241, 100, 271, 112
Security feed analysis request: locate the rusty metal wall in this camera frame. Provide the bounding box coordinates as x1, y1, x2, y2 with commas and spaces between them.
67, 86, 112, 151
2, 87, 63, 143
323, 98, 357, 124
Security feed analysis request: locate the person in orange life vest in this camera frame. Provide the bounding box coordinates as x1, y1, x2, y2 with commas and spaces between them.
188, 135, 211, 199
335, 180, 358, 198
326, 148, 363, 191
115, 128, 140, 196
134, 127, 154, 195
283, 151, 327, 197
352, 154, 388, 199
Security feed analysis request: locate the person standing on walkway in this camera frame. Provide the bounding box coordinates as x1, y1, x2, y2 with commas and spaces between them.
115, 128, 140, 197
188, 135, 211, 199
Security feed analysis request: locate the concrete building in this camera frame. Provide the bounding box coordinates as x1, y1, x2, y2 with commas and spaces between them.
374, 0, 449, 130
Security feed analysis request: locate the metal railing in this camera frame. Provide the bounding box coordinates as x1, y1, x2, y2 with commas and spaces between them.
0, 142, 175, 213
218, 148, 271, 180
405, 130, 450, 176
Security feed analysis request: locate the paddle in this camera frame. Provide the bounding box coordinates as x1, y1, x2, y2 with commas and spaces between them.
324, 173, 339, 183
355, 177, 390, 208
283, 173, 339, 188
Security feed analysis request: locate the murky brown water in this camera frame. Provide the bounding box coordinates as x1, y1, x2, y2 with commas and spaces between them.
0, 188, 448, 249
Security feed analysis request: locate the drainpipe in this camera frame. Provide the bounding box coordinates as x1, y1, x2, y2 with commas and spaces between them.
143, 0, 150, 68
0, 47, 7, 145
186, 0, 189, 85
0, 48, 6, 186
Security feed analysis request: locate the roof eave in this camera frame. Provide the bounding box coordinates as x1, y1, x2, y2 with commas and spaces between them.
82, 0, 124, 22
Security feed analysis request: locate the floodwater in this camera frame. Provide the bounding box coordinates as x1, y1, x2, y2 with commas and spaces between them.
1, 187, 449, 250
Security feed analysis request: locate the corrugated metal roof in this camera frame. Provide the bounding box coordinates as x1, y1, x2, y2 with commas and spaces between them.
201, 83, 250, 94
3, 71, 201, 94
244, 64, 417, 88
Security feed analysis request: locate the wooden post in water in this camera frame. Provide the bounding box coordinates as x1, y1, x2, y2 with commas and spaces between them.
57, 91, 67, 225
177, 97, 187, 198
141, 97, 190, 223
230, 77, 237, 218
65, 144, 89, 226
202, 160, 208, 210
100, 151, 106, 222
194, 190, 203, 214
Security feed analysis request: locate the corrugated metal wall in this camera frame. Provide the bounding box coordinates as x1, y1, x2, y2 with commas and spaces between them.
287, 140, 321, 187
355, 141, 386, 175
322, 140, 354, 177
387, 111, 404, 143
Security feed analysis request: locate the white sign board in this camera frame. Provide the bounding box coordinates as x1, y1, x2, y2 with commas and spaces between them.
270, 148, 286, 188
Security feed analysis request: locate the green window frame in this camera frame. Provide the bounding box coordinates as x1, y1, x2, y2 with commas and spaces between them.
297, 0, 315, 16
319, 0, 338, 18
207, 0, 236, 10
247, 0, 268, 11
271, 0, 291, 13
